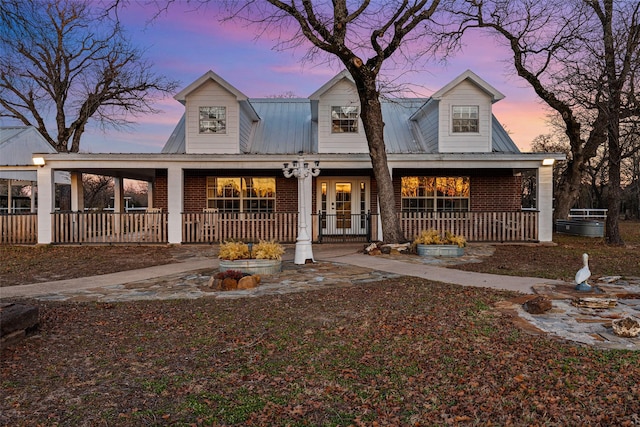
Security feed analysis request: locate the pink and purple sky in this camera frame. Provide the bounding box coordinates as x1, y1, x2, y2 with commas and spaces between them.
81, 2, 551, 153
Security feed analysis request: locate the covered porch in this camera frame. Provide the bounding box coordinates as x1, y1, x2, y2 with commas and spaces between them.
6, 152, 561, 245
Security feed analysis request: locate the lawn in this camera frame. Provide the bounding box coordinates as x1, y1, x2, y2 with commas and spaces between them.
455, 221, 640, 281
1, 221, 639, 426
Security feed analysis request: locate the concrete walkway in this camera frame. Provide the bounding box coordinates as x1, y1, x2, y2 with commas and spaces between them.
0, 244, 561, 300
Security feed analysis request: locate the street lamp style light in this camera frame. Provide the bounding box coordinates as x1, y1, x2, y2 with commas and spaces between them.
283, 154, 321, 264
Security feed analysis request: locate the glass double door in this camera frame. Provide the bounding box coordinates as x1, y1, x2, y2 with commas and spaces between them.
317, 178, 369, 236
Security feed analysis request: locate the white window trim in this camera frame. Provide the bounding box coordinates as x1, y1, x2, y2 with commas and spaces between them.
199, 106, 227, 134
451, 105, 479, 134
331, 106, 359, 134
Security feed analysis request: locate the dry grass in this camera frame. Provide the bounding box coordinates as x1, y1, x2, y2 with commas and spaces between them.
2, 222, 640, 425
454, 221, 640, 281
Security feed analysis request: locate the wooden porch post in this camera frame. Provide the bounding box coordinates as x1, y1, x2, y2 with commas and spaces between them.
167, 166, 183, 244
30, 183, 36, 213
70, 172, 84, 212
538, 164, 554, 242
7, 179, 13, 213
36, 166, 54, 244
147, 180, 154, 208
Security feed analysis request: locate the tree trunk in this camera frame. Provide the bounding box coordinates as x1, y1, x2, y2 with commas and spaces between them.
352, 74, 405, 243
553, 157, 586, 220
605, 111, 624, 245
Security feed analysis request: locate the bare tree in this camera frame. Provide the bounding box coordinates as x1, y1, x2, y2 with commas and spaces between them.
453, 0, 640, 245
219, 0, 448, 243
83, 175, 114, 210
0, 0, 178, 153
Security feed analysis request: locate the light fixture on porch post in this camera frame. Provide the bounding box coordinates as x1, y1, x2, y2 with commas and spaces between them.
283, 154, 320, 265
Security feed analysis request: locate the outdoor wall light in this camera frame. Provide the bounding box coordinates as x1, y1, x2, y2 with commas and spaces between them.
542, 158, 555, 166
32, 157, 45, 167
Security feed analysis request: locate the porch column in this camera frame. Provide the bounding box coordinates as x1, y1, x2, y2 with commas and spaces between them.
36, 166, 55, 244
70, 172, 84, 212
537, 164, 554, 242
7, 179, 13, 213
113, 177, 124, 236
167, 166, 183, 244
113, 177, 124, 213
147, 180, 154, 208
30, 183, 36, 213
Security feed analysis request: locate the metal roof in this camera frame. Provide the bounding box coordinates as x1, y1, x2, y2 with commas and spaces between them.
161, 97, 521, 155
0, 126, 69, 183
0, 126, 57, 166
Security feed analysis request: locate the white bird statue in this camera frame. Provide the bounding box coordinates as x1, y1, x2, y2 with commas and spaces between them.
575, 253, 592, 291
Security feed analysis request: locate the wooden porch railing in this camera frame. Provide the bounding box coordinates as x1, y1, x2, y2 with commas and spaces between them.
182, 212, 298, 243
52, 212, 167, 244
0, 213, 37, 244
401, 211, 539, 242
13, 210, 536, 245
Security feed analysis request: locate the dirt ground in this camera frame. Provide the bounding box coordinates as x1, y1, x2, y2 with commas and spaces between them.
2, 221, 639, 287
0, 245, 218, 287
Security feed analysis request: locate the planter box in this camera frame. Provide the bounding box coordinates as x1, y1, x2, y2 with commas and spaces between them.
555, 219, 604, 238
219, 259, 282, 275
416, 244, 464, 257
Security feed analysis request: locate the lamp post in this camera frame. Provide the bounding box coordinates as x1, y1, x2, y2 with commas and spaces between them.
283, 155, 320, 264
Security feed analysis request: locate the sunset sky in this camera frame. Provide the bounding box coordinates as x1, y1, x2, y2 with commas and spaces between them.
80, 2, 552, 153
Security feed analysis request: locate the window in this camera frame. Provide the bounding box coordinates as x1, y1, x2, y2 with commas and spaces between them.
331, 106, 359, 133
452, 106, 479, 133
206, 177, 275, 212
401, 176, 470, 212
199, 106, 226, 134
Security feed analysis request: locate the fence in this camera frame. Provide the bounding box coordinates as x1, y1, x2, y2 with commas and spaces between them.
52, 211, 167, 244
316, 212, 377, 243
400, 211, 539, 242
0, 213, 37, 244
2, 210, 540, 245
182, 212, 298, 243
568, 209, 608, 220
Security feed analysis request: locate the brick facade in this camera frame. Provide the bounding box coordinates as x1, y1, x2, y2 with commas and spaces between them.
393, 169, 522, 212
156, 168, 521, 213
154, 169, 168, 211
181, 170, 298, 212
470, 174, 522, 211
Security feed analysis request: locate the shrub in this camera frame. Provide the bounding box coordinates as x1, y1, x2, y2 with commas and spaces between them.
413, 229, 467, 248
215, 270, 248, 281
218, 241, 250, 261
252, 240, 285, 260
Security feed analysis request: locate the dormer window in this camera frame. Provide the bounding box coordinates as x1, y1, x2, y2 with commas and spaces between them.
199, 106, 226, 134
452, 106, 479, 133
331, 106, 359, 133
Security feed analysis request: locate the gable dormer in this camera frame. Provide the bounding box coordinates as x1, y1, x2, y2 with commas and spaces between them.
174, 70, 259, 154
309, 71, 368, 154
430, 70, 504, 153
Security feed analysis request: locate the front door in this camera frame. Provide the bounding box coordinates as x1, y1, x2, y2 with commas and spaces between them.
317, 178, 369, 238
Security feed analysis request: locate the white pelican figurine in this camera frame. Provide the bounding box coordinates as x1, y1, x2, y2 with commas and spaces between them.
575, 253, 592, 291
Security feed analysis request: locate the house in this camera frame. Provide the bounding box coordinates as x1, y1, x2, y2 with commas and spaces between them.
0, 127, 70, 243
23, 69, 563, 245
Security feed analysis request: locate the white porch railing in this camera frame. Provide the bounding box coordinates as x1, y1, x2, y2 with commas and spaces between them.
568, 209, 608, 220
401, 211, 539, 242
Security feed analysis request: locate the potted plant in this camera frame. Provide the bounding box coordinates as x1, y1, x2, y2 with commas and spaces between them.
218, 240, 285, 275
413, 229, 466, 257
